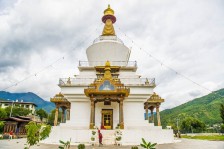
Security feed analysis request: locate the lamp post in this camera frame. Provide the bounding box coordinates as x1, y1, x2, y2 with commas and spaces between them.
10, 101, 14, 117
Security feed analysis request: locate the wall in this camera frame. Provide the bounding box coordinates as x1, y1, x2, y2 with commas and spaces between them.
69, 101, 90, 129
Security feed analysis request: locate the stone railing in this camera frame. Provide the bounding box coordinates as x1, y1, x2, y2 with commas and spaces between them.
59, 78, 95, 86
59, 78, 155, 86
120, 78, 155, 86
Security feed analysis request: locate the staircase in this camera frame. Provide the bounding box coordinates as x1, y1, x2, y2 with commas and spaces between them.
101, 130, 115, 145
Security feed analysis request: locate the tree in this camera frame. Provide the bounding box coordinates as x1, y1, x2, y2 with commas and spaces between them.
25, 121, 51, 149
0, 121, 5, 133
220, 103, 224, 124
36, 109, 48, 121
0, 108, 7, 119
181, 117, 206, 133
220, 124, 224, 134
5, 106, 31, 117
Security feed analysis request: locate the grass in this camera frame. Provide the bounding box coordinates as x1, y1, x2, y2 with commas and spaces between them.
182, 135, 224, 141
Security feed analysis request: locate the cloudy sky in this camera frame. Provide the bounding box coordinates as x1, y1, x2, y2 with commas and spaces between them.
0, 0, 224, 110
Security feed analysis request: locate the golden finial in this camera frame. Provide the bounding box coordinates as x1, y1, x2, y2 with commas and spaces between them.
105, 60, 111, 67
104, 4, 114, 16
102, 5, 116, 36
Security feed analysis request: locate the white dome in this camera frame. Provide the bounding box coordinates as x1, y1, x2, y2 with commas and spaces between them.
86, 36, 131, 66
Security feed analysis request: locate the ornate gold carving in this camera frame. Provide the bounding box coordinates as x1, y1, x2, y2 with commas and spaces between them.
51, 92, 71, 109
147, 92, 165, 103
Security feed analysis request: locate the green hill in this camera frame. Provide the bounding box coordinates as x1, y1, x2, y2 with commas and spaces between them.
0, 91, 55, 113
160, 88, 224, 127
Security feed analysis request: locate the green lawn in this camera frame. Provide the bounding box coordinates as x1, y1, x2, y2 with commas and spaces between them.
182, 135, 224, 141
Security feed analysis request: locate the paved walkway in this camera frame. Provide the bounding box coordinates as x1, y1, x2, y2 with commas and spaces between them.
0, 138, 223, 149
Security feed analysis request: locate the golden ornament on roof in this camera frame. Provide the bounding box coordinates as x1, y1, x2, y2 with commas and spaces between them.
104, 5, 114, 16
105, 60, 111, 67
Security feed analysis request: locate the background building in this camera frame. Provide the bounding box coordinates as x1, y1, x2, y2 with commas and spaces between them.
0, 100, 37, 115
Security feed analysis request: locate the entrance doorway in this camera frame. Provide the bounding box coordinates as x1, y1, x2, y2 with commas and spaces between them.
101, 109, 113, 129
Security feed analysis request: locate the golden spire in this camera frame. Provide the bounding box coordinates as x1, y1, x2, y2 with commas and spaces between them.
102, 5, 116, 36
104, 61, 112, 79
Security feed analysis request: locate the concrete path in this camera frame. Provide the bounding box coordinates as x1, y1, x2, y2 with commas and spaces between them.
0, 138, 223, 149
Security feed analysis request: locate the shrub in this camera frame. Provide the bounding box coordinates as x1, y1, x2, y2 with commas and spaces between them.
116, 136, 121, 141
58, 139, 71, 149
78, 144, 85, 149
91, 136, 95, 141
140, 138, 157, 149
92, 131, 96, 135
24, 122, 51, 149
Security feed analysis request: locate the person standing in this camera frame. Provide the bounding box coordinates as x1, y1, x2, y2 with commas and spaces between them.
9, 131, 13, 139
99, 132, 103, 145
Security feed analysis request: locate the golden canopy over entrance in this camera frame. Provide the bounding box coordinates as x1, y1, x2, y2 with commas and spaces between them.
84, 61, 129, 129
84, 61, 130, 100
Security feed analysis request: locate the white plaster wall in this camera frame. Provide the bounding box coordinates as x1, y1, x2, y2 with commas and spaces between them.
128, 86, 153, 95
118, 71, 138, 78
122, 129, 174, 145
124, 101, 148, 127
42, 127, 174, 145
61, 86, 86, 95
95, 102, 119, 129
86, 41, 131, 64
78, 71, 96, 76
69, 101, 90, 128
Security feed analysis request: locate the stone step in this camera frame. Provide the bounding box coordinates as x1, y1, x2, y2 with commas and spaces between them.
100, 130, 116, 145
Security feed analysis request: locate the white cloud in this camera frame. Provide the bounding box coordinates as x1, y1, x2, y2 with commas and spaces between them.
0, 0, 224, 110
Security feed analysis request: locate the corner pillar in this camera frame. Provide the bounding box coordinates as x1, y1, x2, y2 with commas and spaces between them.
54, 107, 59, 126
89, 96, 95, 129
156, 104, 161, 126
150, 107, 154, 123
66, 109, 70, 120
119, 98, 124, 129
62, 108, 65, 123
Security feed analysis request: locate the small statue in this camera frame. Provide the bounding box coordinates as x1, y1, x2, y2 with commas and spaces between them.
67, 77, 71, 85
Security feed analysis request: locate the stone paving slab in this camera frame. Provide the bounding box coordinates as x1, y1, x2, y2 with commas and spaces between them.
0, 138, 223, 149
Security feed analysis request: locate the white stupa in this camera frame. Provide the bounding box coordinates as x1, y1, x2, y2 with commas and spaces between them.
42, 5, 174, 145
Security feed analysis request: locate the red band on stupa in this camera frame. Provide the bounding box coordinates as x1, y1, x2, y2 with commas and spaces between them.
102, 15, 116, 23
